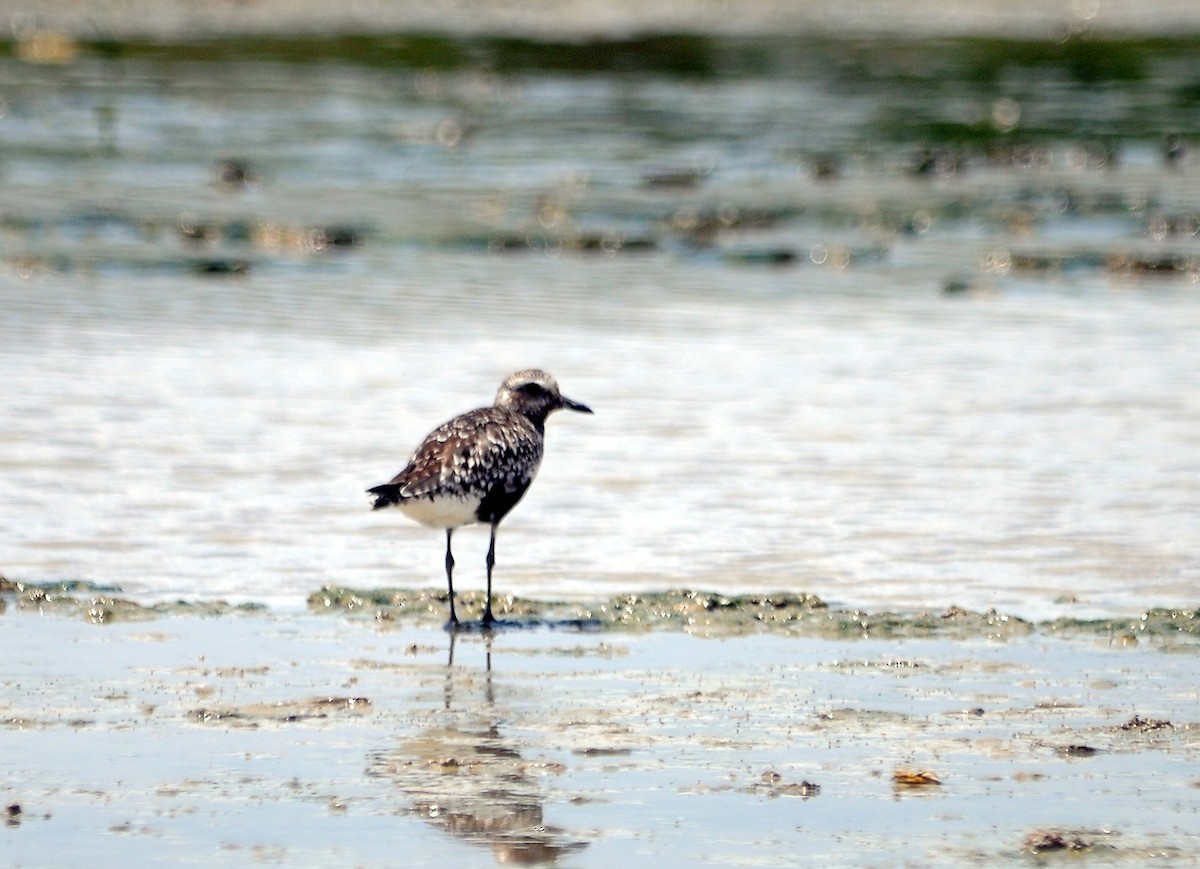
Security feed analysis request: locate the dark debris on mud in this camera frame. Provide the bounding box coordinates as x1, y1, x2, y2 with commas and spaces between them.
1120, 715, 1173, 732
1023, 829, 1096, 854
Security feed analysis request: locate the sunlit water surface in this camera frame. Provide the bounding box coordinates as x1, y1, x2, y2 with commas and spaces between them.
2, 48, 1199, 618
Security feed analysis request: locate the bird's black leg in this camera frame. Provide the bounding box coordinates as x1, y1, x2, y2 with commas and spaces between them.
482, 523, 498, 625
444, 528, 459, 629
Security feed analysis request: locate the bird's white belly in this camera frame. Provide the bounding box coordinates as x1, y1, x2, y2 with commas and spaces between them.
398, 494, 482, 530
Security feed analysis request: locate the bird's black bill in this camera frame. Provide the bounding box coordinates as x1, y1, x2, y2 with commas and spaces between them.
560, 396, 593, 414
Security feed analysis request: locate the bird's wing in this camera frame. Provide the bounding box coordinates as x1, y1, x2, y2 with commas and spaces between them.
390, 408, 542, 499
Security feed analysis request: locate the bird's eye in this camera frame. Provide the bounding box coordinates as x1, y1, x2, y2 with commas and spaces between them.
519, 383, 547, 396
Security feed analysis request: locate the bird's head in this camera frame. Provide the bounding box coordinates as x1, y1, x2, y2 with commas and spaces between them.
495, 369, 593, 426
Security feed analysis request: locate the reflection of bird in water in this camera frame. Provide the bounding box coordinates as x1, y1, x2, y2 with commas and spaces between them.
368, 633, 587, 864
370, 723, 584, 865
367, 370, 592, 629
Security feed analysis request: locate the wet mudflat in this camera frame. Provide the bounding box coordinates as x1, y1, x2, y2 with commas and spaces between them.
2, 584, 1198, 867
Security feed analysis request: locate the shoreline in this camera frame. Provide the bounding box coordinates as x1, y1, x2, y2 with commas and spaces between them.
2, 578, 1197, 645
4, 0, 1200, 42
6, 29, 1200, 78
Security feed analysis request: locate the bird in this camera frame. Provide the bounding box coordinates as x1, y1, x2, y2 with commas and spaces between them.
367, 369, 593, 628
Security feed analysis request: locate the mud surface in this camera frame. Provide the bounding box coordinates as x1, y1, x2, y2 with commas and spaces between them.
2, 581, 1198, 866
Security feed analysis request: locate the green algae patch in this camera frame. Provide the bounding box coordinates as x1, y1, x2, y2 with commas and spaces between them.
0, 578, 156, 624
808, 605, 1035, 641
306, 585, 1047, 640
154, 599, 269, 618
4, 577, 1194, 647
1046, 608, 1200, 640
0, 577, 266, 623
306, 585, 831, 633
6, 33, 1199, 84
3, 32, 720, 77
582, 590, 829, 632
306, 585, 547, 622
305, 587, 1200, 646
0, 576, 122, 597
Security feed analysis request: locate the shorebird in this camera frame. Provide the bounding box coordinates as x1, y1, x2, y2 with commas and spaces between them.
367, 369, 592, 628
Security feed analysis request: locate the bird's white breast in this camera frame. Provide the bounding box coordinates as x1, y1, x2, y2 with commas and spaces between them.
398, 493, 483, 530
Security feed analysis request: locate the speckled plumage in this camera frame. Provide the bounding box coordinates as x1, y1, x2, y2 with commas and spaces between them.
367, 369, 592, 627
374, 405, 544, 525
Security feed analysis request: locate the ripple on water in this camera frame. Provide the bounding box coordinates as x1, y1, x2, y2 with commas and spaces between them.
2, 41, 1200, 617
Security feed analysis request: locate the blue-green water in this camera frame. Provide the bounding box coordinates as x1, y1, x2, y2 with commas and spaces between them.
1, 39, 1199, 618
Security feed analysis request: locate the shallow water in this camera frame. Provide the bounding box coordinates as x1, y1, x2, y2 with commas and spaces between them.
2, 38, 1200, 620
1, 606, 1198, 867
